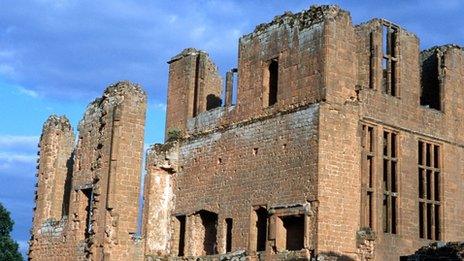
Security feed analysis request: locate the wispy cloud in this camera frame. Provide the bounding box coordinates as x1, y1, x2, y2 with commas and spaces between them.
0, 152, 37, 164
0, 135, 39, 148
17, 87, 39, 98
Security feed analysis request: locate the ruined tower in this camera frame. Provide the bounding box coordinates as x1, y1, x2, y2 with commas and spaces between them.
165, 48, 223, 137
30, 5, 464, 261
29, 82, 147, 260
32, 116, 74, 229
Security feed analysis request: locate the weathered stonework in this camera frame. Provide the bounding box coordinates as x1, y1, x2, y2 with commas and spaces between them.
30, 5, 464, 261
29, 81, 147, 260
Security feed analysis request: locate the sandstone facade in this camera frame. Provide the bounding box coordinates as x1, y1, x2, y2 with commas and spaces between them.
29, 5, 464, 261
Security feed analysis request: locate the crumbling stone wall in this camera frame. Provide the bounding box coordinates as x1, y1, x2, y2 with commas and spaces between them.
32, 116, 74, 228
30, 81, 147, 261
401, 242, 464, 260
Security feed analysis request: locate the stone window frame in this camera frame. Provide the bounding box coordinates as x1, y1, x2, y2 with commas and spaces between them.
360, 122, 377, 231
382, 128, 400, 235
249, 205, 269, 253
267, 204, 310, 253
380, 21, 400, 97
417, 139, 442, 241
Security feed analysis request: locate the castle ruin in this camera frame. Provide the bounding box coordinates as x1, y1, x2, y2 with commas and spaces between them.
29, 5, 464, 261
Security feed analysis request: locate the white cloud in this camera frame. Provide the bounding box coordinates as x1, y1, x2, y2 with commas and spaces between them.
16, 86, 39, 98
0, 135, 39, 147
0, 152, 37, 163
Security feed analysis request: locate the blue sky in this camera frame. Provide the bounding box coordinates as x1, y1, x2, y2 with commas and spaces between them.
0, 0, 463, 258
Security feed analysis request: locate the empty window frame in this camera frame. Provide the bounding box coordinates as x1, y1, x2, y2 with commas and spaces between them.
382, 130, 398, 234
263, 58, 279, 107
381, 24, 399, 96
420, 50, 443, 111
279, 215, 305, 251
418, 141, 441, 240
251, 207, 268, 252
361, 124, 375, 229
200, 211, 218, 255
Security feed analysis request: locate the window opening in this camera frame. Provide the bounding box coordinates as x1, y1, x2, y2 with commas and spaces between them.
382, 131, 398, 234
418, 141, 441, 240
361, 124, 375, 228
381, 24, 398, 96
281, 215, 304, 251
225, 218, 233, 253
176, 215, 186, 256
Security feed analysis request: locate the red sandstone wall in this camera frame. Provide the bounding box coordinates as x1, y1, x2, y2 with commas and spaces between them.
29, 82, 146, 261
172, 104, 319, 255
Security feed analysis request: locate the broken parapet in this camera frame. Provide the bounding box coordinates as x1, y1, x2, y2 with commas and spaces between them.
33, 115, 74, 230
142, 142, 179, 256
30, 81, 147, 261
247, 5, 346, 38
401, 242, 464, 260
42, 114, 73, 132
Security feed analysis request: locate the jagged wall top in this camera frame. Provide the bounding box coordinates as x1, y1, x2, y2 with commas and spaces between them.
103, 80, 146, 101
243, 5, 347, 39
42, 115, 72, 133
421, 44, 464, 56
78, 81, 146, 131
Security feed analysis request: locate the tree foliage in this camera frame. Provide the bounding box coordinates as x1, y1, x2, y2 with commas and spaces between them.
0, 202, 22, 261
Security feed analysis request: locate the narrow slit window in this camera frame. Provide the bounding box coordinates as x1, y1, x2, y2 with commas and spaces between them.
176, 215, 186, 256
192, 54, 201, 117
225, 218, 233, 253
382, 130, 398, 234
361, 124, 375, 229
418, 141, 441, 240
381, 24, 399, 96
265, 59, 279, 107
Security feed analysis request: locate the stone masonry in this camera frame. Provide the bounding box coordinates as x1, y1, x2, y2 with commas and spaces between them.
29, 5, 464, 261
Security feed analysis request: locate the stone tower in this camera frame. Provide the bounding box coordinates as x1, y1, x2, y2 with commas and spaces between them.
165, 48, 223, 137
29, 82, 147, 260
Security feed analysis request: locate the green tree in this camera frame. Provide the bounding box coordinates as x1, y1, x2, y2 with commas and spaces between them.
0, 202, 22, 261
